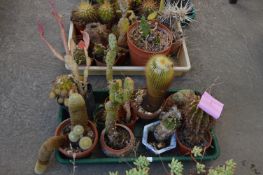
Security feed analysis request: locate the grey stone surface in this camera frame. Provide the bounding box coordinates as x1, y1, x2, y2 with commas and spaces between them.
0, 0, 263, 174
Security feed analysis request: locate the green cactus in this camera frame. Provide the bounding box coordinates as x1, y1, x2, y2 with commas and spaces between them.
154, 106, 181, 142
106, 34, 117, 82
73, 47, 86, 65
169, 158, 184, 175
140, 16, 151, 38
79, 136, 92, 150
68, 93, 89, 129
142, 55, 175, 112
71, 1, 97, 26
140, 0, 158, 17
117, 17, 130, 46
105, 100, 118, 133
49, 75, 78, 106
98, 1, 115, 24
34, 136, 68, 174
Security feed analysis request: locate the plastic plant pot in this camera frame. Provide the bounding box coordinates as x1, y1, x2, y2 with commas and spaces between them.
142, 121, 176, 155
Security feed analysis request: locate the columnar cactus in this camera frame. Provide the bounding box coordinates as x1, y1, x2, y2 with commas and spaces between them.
34, 136, 68, 174
106, 34, 117, 82
123, 77, 134, 122
142, 54, 175, 112
98, 1, 115, 24
71, 1, 97, 27
68, 93, 89, 128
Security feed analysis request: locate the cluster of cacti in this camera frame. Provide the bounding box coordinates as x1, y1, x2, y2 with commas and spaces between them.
140, 0, 158, 17
154, 106, 181, 142
142, 54, 175, 112
71, 1, 98, 28
98, 1, 115, 24
106, 34, 117, 82
69, 125, 92, 150
49, 75, 78, 106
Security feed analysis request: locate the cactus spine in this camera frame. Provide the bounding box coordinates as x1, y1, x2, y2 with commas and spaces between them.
142, 54, 175, 112
98, 1, 115, 24
34, 136, 67, 174
106, 34, 117, 82
68, 93, 89, 128
141, 0, 158, 17
71, 1, 97, 27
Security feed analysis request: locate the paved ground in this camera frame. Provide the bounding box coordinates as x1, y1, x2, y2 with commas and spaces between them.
0, 0, 263, 174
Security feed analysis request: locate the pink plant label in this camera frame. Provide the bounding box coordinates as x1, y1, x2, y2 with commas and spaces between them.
197, 92, 224, 119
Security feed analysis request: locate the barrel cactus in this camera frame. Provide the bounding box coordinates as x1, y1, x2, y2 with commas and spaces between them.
140, 0, 158, 17
98, 1, 115, 24
71, 1, 97, 28
142, 54, 175, 112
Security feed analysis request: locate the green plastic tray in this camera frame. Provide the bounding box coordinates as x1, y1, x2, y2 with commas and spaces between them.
55, 89, 220, 164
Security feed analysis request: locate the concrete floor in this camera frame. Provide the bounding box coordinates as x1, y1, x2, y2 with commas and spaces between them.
0, 0, 263, 174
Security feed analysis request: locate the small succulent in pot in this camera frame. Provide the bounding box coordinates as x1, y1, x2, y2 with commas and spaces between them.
71, 1, 98, 31
154, 106, 181, 142
73, 41, 87, 65
98, 0, 115, 24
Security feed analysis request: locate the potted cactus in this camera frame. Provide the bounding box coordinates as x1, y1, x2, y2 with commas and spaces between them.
34, 93, 98, 174
127, 16, 173, 66
142, 106, 181, 154
165, 90, 215, 154
132, 54, 175, 120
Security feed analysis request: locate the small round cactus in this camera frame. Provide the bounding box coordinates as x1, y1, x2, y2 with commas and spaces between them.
140, 0, 158, 17
71, 1, 97, 26
72, 125, 85, 136
68, 131, 80, 142
98, 1, 115, 24
79, 136, 92, 150
142, 55, 175, 112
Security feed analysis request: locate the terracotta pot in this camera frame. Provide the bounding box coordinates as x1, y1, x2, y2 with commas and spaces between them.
176, 131, 212, 155
117, 105, 138, 131
127, 21, 173, 66
171, 39, 183, 53
55, 118, 98, 159
100, 124, 135, 157
94, 53, 126, 66
131, 101, 161, 121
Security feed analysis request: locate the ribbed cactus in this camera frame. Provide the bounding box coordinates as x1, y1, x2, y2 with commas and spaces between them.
68, 93, 89, 128
71, 1, 97, 27
142, 55, 175, 112
183, 95, 214, 147
154, 106, 181, 142
106, 34, 117, 82
98, 1, 115, 24
34, 136, 68, 174
49, 75, 78, 106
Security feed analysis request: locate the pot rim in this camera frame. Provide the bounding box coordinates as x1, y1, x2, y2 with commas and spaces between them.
55, 118, 99, 159
127, 21, 173, 54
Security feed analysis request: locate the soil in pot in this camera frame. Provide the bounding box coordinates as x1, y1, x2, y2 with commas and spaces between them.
105, 126, 131, 150
147, 130, 170, 150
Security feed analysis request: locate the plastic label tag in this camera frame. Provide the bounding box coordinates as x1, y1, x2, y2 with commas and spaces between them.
147, 157, 153, 162
198, 92, 224, 119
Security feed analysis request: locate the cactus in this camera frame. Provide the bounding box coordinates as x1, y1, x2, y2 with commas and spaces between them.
140, 0, 158, 17
182, 94, 214, 147
154, 106, 181, 142
49, 75, 78, 106
123, 77, 134, 122
117, 17, 130, 46
79, 136, 92, 150
71, 1, 97, 27
73, 47, 86, 65
68, 93, 89, 129
140, 16, 151, 38
34, 136, 68, 174
105, 100, 118, 133
98, 1, 115, 24
106, 34, 117, 82
142, 55, 175, 112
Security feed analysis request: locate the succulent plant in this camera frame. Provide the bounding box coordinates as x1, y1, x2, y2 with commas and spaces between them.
34, 136, 68, 174
140, 0, 158, 17
106, 34, 117, 82
117, 17, 130, 46
142, 55, 175, 112
49, 75, 78, 106
73, 47, 86, 65
98, 1, 115, 24
154, 106, 181, 142
71, 1, 97, 28
68, 93, 89, 129
79, 136, 92, 150
169, 158, 183, 175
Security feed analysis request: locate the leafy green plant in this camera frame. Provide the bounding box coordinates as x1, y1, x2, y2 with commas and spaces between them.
169, 158, 183, 175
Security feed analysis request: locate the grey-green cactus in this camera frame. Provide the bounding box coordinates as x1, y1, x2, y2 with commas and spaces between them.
34, 136, 68, 174
79, 136, 92, 150
154, 106, 181, 142
106, 34, 117, 82
68, 93, 89, 129
142, 55, 175, 112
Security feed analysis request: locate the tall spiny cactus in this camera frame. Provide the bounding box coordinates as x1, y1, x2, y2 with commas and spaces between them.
106, 34, 117, 82
68, 93, 89, 129
117, 0, 130, 46
123, 77, 134, 122
98, 0, 115, 24
34, 136, 68, 174
142, 55, 175, 112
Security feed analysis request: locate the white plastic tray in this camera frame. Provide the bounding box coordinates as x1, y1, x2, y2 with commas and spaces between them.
67, 22, 191, 76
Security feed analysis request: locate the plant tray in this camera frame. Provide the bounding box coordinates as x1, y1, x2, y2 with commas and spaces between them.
55, 89, 220, 164
66, 22, 191, 76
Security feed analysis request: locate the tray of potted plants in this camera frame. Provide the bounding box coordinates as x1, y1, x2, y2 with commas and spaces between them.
65, 0, 195, 76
